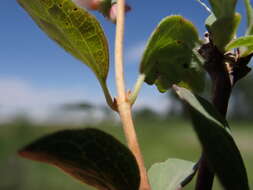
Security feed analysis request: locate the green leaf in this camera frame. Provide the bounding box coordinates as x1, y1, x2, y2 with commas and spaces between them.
18, 0, 109, 82
226, 35, 253, 57
244, 0, 253, 35
174, 86, 249, 190
206, 13, 241, 52
140, 15, 205, 93
205, 13, 216, 28
148, 158, 195, 190
18, 128, 140, 190
208, 0, 237, 19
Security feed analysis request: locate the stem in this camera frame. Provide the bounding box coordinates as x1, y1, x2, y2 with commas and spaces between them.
114, 1, 151, 190
100, 80, 117, 111
196, 42, 232, 190
129, 74, 146, 105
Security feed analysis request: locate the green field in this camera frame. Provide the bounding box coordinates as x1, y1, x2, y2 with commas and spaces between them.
1, 119, 252, 190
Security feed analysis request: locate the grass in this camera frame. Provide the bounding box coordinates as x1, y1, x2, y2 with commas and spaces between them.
0, 119, 252, 190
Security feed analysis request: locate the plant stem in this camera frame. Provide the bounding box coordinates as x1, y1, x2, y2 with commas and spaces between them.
196, 43, 232, 190
114, 1, 151, 190
129, 74, 146, 105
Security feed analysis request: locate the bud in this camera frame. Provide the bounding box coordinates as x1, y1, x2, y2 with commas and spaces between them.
109, 3, 131, 23
72, 0, 102, 10
72, 0, 131, 23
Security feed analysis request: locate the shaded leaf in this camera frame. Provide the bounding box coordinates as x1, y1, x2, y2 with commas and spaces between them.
226, 35, 253, 57
18, 0, 109, 82
19, 128, 140, 190
208, 0, 237, 19
206, 13, 241, 52
174, 86, 249, 190
244, 0, 253, 35
148, 158, 195, 190
140, 15, 204, 93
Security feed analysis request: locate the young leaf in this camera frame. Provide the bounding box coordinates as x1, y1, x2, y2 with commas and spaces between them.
148, 158, 195, 190
140, 15, 205, 93
18, 0, 109, 82
244, 0, 253, 35
208, 0, 237, 19
174, 86, 249, 190
206, 13, 241, 52
226, 35, 253, 57
19, 128, 140, 190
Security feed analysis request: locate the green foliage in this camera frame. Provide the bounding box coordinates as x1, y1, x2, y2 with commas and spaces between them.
206, 13, 241, 52
208, 0, 237, 19
226, 35, 253, 57
244, 0, 253, 35
140, 15, 204, 93
19, 128, 140, 190
18, 0, 109, 83
148, 158, 195, 190
205, 0, 240, 52
174, 86, 249, 190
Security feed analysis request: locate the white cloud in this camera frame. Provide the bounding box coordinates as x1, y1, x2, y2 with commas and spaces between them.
125, 41, 146, 63
0, 77, 169, 123
0, 78, 104, 123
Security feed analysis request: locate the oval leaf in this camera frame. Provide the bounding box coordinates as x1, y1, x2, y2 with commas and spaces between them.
208, 0, 237, 19
140, 15, 205, 93
18, 0, 109, 82
148, 158, 195, 190
226, 35, 253, 57
19, 128, 140, 190
174, 86, 249, 190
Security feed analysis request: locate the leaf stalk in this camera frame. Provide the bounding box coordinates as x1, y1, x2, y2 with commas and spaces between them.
129, 74, 146, 105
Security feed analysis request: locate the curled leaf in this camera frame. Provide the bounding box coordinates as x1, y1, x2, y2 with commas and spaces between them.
140, 15, 204, 93
19, 128, 140, 190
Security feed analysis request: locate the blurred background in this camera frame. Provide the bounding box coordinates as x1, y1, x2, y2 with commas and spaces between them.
1, 0, 253, 189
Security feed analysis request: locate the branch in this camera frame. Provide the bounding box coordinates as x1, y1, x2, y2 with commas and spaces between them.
114, 1, 151, 190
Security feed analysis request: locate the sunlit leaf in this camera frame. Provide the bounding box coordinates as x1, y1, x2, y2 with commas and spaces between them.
208, 0, 237, 19
18, 0, 109, 82
244, 0, 253, 35
174, 86, 249, 190
19, 128, 140, 190
206, 13, 241, 52
140, 15, 205, 93
226, 35, 253, 57
148, 158, 195, 190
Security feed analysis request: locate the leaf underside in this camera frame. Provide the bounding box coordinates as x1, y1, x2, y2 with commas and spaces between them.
19, 128, 140, 190
174, 86, 249, 190
148, 158, 195, 190
18, 0, 109, 81
140, 15, 205, 93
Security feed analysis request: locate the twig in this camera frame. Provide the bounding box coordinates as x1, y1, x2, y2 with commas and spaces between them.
114, 1, 151, 190
129, 74, 146, 105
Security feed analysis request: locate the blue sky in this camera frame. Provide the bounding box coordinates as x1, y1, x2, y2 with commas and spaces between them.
0, 0, 249, 122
